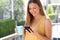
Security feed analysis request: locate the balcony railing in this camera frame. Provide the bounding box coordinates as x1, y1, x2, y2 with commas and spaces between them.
0, 23, 60, 40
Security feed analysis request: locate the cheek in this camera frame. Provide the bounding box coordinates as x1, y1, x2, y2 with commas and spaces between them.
29, 9, 39, 14
36, 7, 40, 13
29, 10, 32, 14
34, 9, 40, 13
29, 8, 40, 16
29, 10, 36, 16
29, 9, 34, 14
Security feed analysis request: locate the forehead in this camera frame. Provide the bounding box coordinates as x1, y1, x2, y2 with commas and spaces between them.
29, 3, 39, 7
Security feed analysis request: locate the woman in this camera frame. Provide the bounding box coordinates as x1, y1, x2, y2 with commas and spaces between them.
24, 0, 52, 40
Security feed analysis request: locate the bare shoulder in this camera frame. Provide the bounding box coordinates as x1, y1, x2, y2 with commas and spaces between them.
45, 19, 51, 24
44, 18, 52, 28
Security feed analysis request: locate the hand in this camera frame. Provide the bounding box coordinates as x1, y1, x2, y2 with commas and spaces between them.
24, 26, 40, 37
31, 28, 39, 36
24, 26, 33, 33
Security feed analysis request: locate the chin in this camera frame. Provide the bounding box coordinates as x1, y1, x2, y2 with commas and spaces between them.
33, 14, 37, 16
33, 15, 35, 16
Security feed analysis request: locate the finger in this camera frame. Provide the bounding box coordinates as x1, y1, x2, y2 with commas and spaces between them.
25, 29, 31, 33
27, 29, 31, 33
29, 27, 33, 32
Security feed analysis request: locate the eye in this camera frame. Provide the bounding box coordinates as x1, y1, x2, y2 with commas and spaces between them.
33, 8, 36, 9
29, 7, 36, 10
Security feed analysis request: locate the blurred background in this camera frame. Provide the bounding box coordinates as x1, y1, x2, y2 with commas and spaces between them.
0, 0, 60, 40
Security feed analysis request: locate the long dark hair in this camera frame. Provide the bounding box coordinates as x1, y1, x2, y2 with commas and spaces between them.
26, 0, 45, 25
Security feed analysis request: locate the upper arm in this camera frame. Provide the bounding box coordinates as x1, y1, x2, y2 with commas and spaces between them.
45, 19, 52, 39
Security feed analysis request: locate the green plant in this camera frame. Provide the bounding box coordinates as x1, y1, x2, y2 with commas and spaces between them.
14, 0, 25, 22
48, 5, 56, 20
0, 19, 16, 38
48, 14, 56, 20
0, 0, 7, 6
17, 21, 25, 26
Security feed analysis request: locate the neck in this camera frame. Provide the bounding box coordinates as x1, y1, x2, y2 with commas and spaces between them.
34, 14, 42, 20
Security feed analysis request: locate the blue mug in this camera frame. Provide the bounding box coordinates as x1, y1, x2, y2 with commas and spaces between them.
17, 26, 24, 35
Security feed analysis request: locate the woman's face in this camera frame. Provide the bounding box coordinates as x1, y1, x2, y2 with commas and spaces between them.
29, 3, 40, 17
